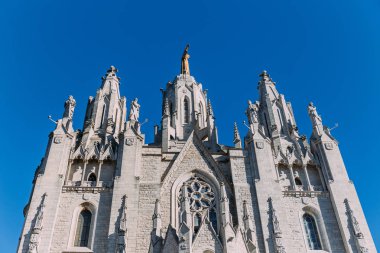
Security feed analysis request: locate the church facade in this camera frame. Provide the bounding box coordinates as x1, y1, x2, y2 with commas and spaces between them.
18, 47, 377, 253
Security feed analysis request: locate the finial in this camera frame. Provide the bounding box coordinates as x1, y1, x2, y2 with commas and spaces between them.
181, 44, 191, 75
207, 99, 214, 116
259, 70, 272, 82
233, 122, 242, 148
105, 65, 118, 79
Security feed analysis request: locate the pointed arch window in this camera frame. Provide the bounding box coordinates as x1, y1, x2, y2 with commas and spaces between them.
178, 176, 218, 238
88, 173, 97, 182
303, 213, 322, 250
184, 98, 190, 124
295, 177, 302, 186
74, 209, 92, 247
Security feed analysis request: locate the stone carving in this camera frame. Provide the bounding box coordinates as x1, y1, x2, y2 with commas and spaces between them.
125, 138, 135, 146
256, 141, 264, 149
268, 197, 286, 253
117, 195, 128, 253
247, 100, 259, 124
28, 193, 47, 253
129, 98, 140, 122
324, 142, 334, 150
345, 199, 368, 253
54, 136, 62, 144
63, 95, 76, 120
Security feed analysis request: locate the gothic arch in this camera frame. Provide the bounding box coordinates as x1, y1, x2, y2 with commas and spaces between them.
183, 96, 190, 124
170, 170, 221, 231
67, 202, 97, 250
299, 205, 331, 252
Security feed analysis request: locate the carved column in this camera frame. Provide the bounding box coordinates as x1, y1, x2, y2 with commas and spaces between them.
64, 160, 74, 185
97, 161, 103, 187
80, 160, 88, 186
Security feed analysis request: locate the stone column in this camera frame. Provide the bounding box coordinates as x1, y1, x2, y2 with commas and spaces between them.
81, 161, 88, 186
289, 164, 297, 190
303, 165, 312, 191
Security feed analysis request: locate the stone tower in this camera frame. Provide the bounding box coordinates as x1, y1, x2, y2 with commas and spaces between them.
18, 46, 377, 253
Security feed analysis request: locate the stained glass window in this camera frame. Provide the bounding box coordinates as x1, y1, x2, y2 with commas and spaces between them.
74, 209, 92, 247
303, 213, 322, 250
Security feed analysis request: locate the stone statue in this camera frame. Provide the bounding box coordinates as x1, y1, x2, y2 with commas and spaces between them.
247, 100, 259, 124
129, 98, 140, 122
308, 102, 322, 126
181, 44, 190, 75
63, 95, 76, 120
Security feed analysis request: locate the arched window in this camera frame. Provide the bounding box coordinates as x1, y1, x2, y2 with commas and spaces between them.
88, 173, 97, 182
303, 213, 322, 250
184, 98, 190, 124
178, 176, 218, 237
295, 177, 302, 186
74, 209, 92, 247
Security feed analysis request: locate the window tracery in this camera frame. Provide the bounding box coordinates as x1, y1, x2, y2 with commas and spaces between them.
74, 209, 92, 247
178, 176, 218, 235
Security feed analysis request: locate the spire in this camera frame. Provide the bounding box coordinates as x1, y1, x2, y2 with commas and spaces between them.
117, 195, 127, 253
181, 44, 190, 75
163, 97, 170, 117
104, 65, 119, 79
207, 99, 214, 117
259, 70, 273, 83
243, 200, 253, 231
152, 199, 162, 233
268, 197, 285, 253
233, 122, 242, 148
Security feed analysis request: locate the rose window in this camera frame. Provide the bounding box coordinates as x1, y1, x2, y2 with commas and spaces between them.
178, 176, 218, 235
179, 176, 215, 211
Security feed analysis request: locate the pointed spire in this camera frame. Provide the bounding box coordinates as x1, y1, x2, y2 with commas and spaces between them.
344, 199, 368, 252
119, 195, 127, 233
233, 122, 242, 148
207, 99, 214, 116
220, 182, 231, 226
152, 199, 162, 231
104, 65, 119, 79
268, 197, 286, 253
163, 97, 170, 117
242, 200, 253, 230
259, 70, 271, 82
181, 44, 190, 75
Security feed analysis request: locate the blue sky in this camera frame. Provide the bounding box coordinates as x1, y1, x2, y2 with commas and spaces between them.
1, 0, 379, 251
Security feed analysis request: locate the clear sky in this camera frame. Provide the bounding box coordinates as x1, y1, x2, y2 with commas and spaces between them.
1, 0, 379, 251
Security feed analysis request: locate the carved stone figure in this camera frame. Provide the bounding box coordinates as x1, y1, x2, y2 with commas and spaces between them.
63, 95, 76, 119
181, 44, 190, 75
247, 100, 259, 124
129, 98, 140, 122
308, 102, 322, 126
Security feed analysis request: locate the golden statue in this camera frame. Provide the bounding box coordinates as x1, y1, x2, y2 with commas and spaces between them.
181, 44, 190, 75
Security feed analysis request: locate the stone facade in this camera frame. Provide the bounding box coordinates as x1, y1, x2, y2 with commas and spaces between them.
17, 47, 377, 253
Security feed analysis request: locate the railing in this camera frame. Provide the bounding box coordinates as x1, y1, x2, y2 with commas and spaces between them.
63, 181, 113, 193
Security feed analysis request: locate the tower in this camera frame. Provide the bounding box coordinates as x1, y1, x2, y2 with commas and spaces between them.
18, 47, 377, 253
